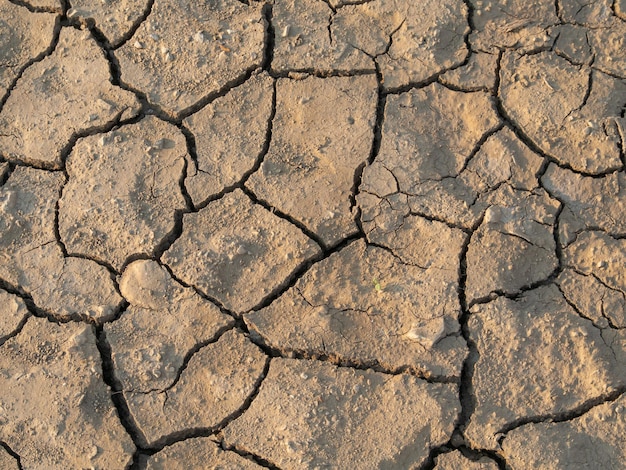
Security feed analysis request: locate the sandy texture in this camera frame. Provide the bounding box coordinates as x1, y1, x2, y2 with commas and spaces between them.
116, 0, 265, 117
0, 27, 140, 169
223, 358, 459, 469
1, 1, 626, 468
0, 317, 135, 469
60, 115, 188, 270
163, 188, 321, 313
247, 74, 377, 247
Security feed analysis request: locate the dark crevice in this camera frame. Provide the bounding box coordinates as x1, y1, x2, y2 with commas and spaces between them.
458, 121, 506, 174
269, 68, 376, 79
0, 275, 98, 325
241, 336, 460, 383
454, 225, 479, 445
111, 0, 155, 50
261, 2, 274, 71
241, 185, 328, 250
0, 161, 15, 187
350, 62, 386, 233
418, 444, 507, 470
246, 232, 362, 313
151, 324, 236, 395
219, 439, 283, 469
95, 325, 147, 450
8, 0, 61, 13
0, 15, 62, 114
0, 313, 30, 348
151, 208, 187, 262
0, 441, 23, 470
494, 54, 622, 178
192, 78, 277, 211
497, 386, 626, 442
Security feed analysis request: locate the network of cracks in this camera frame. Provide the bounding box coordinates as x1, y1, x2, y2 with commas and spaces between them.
1, 0, 626, 468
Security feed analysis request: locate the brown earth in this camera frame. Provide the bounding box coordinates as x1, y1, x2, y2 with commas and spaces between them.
1, 0, 625, 469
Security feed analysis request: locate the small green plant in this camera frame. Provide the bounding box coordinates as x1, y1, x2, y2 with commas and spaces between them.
372, 277, 382, 293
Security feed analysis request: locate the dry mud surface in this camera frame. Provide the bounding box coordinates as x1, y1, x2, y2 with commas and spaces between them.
0, 0, 625, 469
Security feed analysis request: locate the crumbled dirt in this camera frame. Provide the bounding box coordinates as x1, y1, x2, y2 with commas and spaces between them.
1, 0, 626, 468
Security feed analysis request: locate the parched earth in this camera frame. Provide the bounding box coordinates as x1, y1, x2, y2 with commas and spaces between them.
1, 0, 625, 468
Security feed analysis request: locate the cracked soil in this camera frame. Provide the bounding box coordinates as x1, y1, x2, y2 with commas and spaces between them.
1, 0, 626, 468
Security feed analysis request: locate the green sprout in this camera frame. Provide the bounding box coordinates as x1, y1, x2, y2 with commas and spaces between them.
372, 278, 382, 293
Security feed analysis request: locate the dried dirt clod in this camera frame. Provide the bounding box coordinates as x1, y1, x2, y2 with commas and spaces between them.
465, 285, 624, 450
500, 50, 626, 174
360, 83, 500, 229
183, 72, 274, 205
465, 186, 560, 303
0, 290, 29, 339
105, 260, 234, 392
270, 0, 373, 74
0, 1, 57, 101
0, 27, 140, 169
222, 358, 459, 469
163, 188, 321, 313
245, 238, 467, 378
65, 0, 150, 47
372, 0, 469, 89
146, 437, 263, 469
542, 164, 626, 246
586, 18, 626, 79
116, 0, 265, 117
468, 0, 557, 53
59, 115, 188, 271
124, 329, 266, 447
433, 450, 499, 469
439, 52, 499, 92
374, 83, 499, 192
567, 229, 626, 282
247, 74, 377, 247
0, 317, 135, 469
0, 167, 122, 321
559, 0, 614, 26
553, 24, 593, 65
558, 268, 626, 329
501, 392, 626, 469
